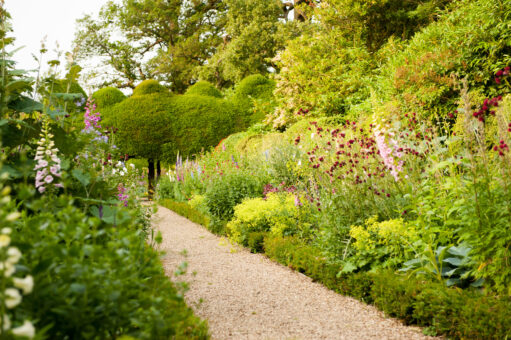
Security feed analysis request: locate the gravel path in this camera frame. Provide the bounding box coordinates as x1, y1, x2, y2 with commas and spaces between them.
154, 205, 435, 340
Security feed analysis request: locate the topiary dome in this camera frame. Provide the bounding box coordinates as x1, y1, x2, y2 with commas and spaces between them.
185, 81, 223, 98
132, 79, 169, 96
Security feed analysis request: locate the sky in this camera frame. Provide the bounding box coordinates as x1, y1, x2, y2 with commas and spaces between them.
5, 0, 107, 71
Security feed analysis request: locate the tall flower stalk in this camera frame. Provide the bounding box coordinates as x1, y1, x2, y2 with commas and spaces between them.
34, 118, 63, 193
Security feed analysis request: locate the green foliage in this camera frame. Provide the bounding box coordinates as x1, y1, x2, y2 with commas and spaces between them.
132, 80, 169, 97
247, 232, 266, 253
345, 217, 418, 273
186, 81, 222, 98
270, 28, 372, 127
75, 0, 226, 92
91, 87, 126, 110
230, 74, 276, 126
375, 0, 511, 120
400, 244, 483, 288
14, 196, 208, 339
204, 171, 263, 220
198, 0, 290, 85
234, 74, 275, 100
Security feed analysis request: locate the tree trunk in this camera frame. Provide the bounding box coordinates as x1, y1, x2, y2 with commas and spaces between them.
148, 158, 155, 199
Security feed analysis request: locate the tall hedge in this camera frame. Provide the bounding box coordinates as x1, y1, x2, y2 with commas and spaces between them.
106, 91, 243, 162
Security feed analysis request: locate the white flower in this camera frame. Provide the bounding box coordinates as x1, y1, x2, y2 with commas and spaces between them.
13, 275, 34, 294
5, 288, 22, 308
4, 262, 16, 277
0, 234, 10, 247
1, 314, 10, 331
1, 227, 12, 234
6, 212, 21, 222
311, 132, 315, 139
119, 171, 125, 176
11, 320, 35, 338
130, 164, 135, 169
7, 247, 22, 264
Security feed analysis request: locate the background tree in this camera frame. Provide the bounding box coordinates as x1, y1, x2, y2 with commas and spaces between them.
197, 0, 302, 87
74, 0, 227, 92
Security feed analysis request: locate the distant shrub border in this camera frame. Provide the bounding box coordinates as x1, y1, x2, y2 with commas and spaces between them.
163, 201, 511, 339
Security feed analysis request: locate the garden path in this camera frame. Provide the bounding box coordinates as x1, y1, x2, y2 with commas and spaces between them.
154, 205, 436, 340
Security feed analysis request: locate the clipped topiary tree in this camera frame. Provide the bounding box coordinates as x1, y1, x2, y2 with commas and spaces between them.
185, 81, 223, 98
132, 79, 169, 96
91, 87, 126, 110
107, 92, 174, 195
162, 94, 240, 161
107, 80, 245, 196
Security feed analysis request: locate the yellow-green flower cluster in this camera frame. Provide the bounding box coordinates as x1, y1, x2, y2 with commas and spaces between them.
350, 216, 417, 252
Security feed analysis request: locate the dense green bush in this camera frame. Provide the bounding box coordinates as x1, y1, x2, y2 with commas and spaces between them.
132, 79, 169, 96
374, 0, 511, 120
165, 95, 242, 160
13, 196, 208, 339
234, 74, 275, 100
247, 232, 266, 253
269, 25, 372, 127
204, 171, 264, 220
186, 81, 222, 98
91, 87, 126, 110
230, 74, 276, 125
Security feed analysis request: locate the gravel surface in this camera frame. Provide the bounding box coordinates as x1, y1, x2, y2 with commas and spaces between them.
154, 205, 436, 340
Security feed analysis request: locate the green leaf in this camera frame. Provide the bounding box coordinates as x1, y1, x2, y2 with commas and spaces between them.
443, 257, 462, 267
339, 261, 357, 274
69, 283, 86, 294
72, 169, 91, 187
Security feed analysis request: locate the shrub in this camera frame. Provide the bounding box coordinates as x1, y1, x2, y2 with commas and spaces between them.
374, 0, 511, 121
269, 28, 371, 127
345, 217, 418, 272
15, 195, 209, 339
234, 74, 275, 100
92, 87, 126, 110
204, 171, 263, 220
160, 198, 211, 227
105, 93, 174, 160
132, 79, 169, 96
230, 74, 276, 125
186, 81, 222, 98
247, 232, 266, 253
